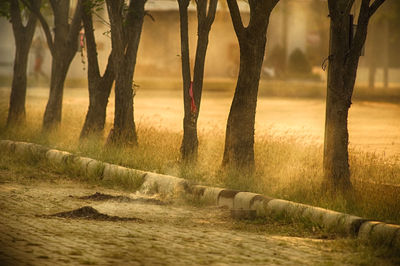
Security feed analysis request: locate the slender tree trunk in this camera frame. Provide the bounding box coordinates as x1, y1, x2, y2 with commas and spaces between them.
43, 55, 71, 129
182, 33, 210, 159
178, 0, 194, 159
38, 0, 83, 131
109, 62, 138, 145
222, 40, 266, 170
222, 0, 278, 171
7, 0, 38, 127
80, 61, 113, 138
7, 42, 31, 126
106, 0, 146, 146
179, 0, 217, 161
80, 0, 114, 139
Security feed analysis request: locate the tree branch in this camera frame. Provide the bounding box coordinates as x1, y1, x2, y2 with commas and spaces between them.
248, 0, 278, 34
82, 0, 100, 79
227, 0, 244, 39
67, 0, 83, 48
196, 0, 206, 29
9, 0, 23, 34
206, 0, 218, 29
344, 0, 356, 15
25, 9, 37, 33
21, 0, 55, 55
369, 0, 386, 17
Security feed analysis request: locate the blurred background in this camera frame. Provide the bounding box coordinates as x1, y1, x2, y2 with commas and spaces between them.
0, 0, 399, 156
0, 0, 399, 89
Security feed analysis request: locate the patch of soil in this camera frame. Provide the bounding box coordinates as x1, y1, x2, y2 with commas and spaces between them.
77, 192, 167, 205
46, 206, 143, 222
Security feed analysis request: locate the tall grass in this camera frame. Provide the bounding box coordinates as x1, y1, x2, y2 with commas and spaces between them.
0, 86, 399, 224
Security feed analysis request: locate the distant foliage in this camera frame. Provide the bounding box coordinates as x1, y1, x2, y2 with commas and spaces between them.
288, 48, 312, 74
0, 1, 10, 19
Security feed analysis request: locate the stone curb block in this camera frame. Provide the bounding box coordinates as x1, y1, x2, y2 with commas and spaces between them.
141, 172, 188, 196
0, 140, 16, 152
358, 221, 400, 249
13, 142, 33, 156
103, 163, 146, 181
201, 186, 224, 204
71, 157, 104, 179
218, 189, 240, 208
233, 192, 273, 217
233, 192, 262, 210
266, 199, 364, 235
45, 149, 72, 165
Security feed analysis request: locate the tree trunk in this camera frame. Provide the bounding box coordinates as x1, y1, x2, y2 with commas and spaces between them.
222, 39, 266, 170
38, 0, 83, 131
80, 67, 113, 138
80, 0, 114, 139
106, 0, 145, 146
222, 0, 277, 171
43, 55, 71, 130
108, 64, 138, 145
323, 13, 353, 191
323, 0, 385, 192
7, 40, 31, 126
181, 33, 210, 160
7, 0, 37, 127
180, 0, 217, 161
178, 0, 193, 159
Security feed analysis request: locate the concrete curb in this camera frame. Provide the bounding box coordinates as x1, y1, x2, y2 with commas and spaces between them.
1, 139, 399, 250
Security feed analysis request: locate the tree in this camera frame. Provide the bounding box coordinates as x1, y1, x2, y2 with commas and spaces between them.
80, 0, 114, 139
105, 0, 146, 146
178, 0, 217, 161
2, 0, 39, 127
222, 0, 279, 171
323, 0, 386, 192
22, 0, 83, 131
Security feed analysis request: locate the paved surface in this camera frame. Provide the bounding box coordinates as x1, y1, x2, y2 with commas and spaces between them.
0, 169, 397, 265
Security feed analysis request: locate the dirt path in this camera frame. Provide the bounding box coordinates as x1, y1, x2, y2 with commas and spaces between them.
0, 167, 397, 266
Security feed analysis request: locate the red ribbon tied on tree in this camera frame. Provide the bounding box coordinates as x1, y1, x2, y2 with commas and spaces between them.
189, 81, 197, 114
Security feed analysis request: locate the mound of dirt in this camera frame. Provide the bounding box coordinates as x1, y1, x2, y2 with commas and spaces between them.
48, 206, 142, 222
78, 192, 167, 205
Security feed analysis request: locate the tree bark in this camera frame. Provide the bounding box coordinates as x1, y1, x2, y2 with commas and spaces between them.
179, 0, 217, 161
80, 0, 114, 139
178, 0, 194, 159
324, 0, 386, 192
222, 0, 278, 171
106, 0, 146, 146
80, 56, 114, 138
41, 0, 83, 131
7, 0, 38, 127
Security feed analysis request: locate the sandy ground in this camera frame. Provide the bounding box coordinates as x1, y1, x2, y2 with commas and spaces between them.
0, 159, 399, 266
